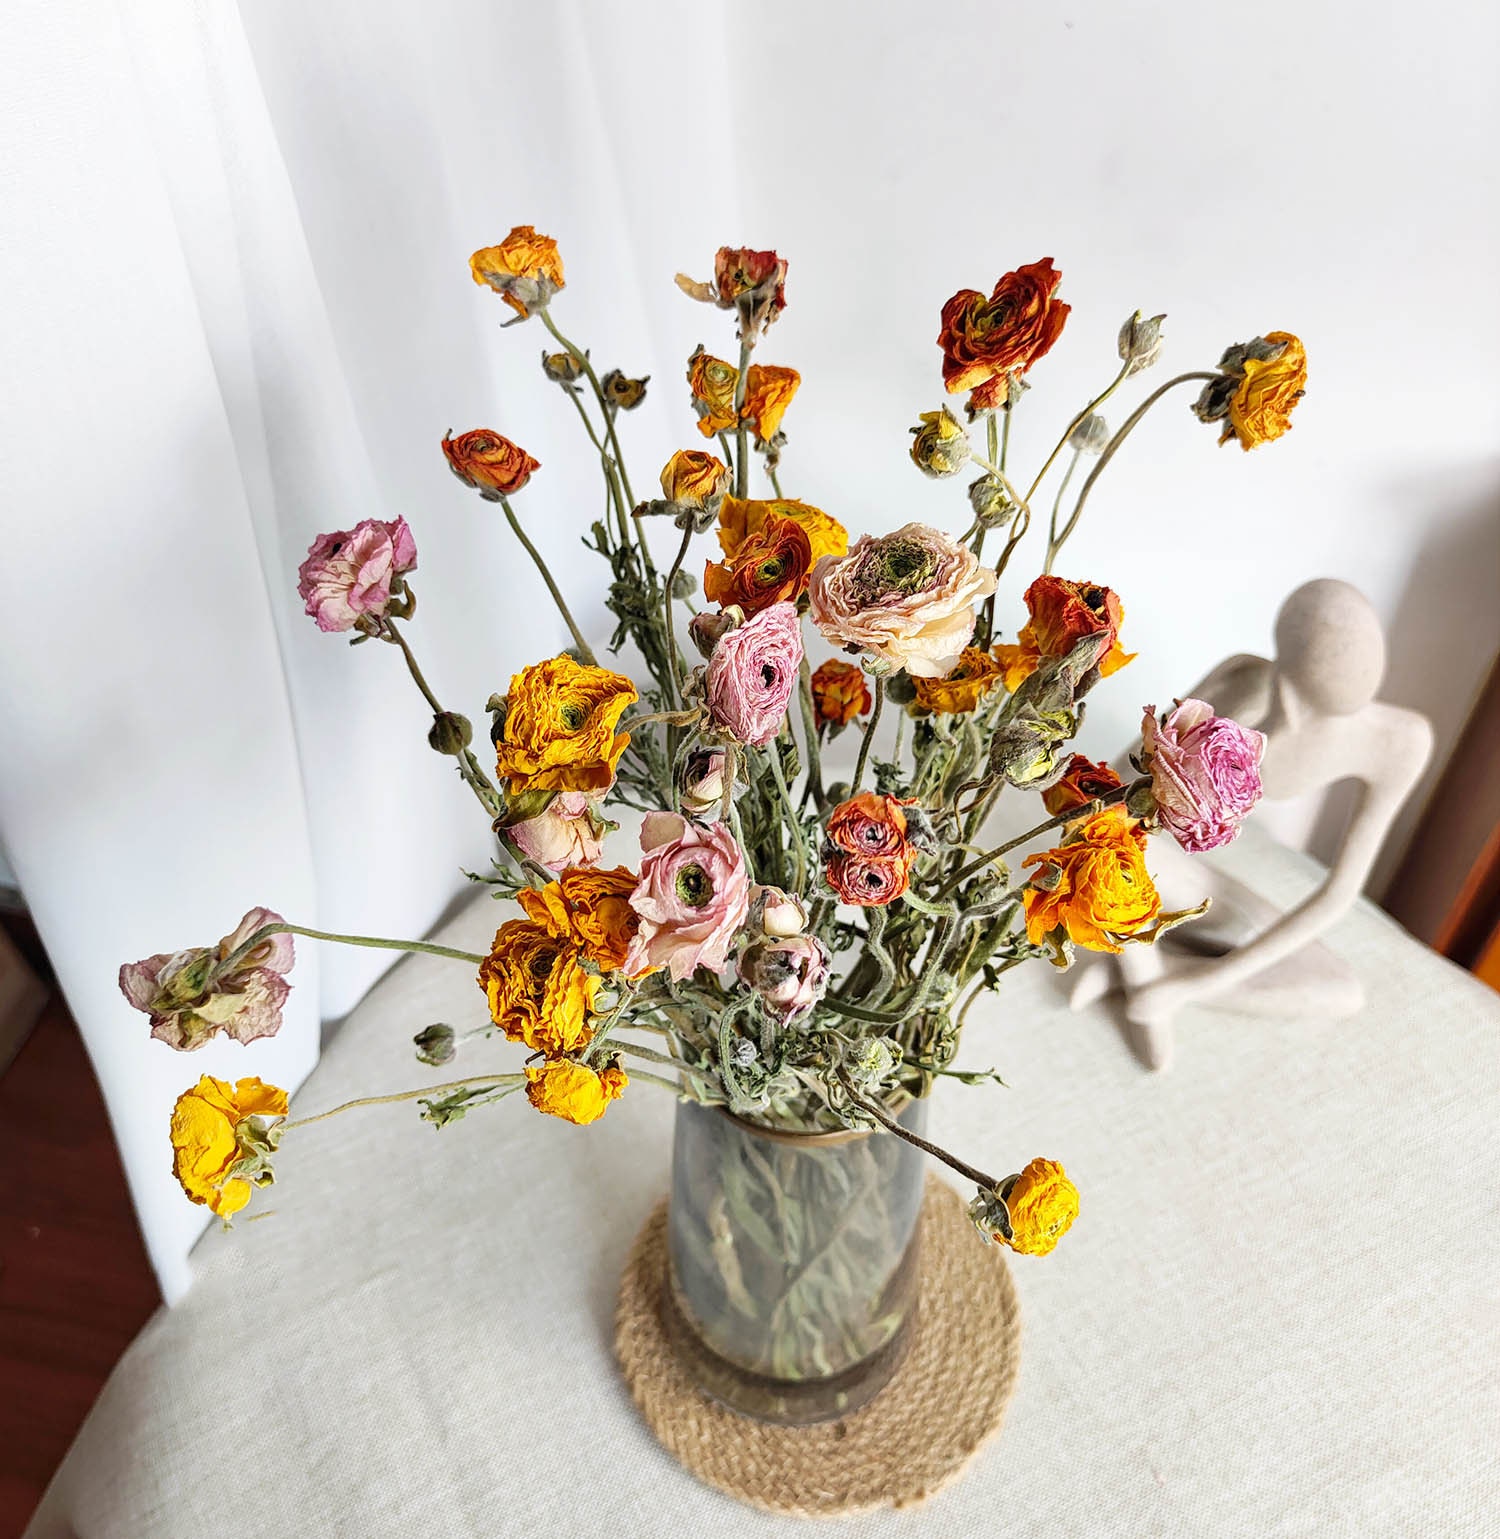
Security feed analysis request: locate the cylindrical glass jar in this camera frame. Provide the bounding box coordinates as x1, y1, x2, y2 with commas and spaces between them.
664, 1095, 927, 1425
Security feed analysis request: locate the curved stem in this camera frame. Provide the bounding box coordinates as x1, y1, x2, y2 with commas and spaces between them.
1052, 371, 1217, 565
223, 921, 486, 976
837, 1071, 1000, 1190
281, 1075, 523, 1131
851, 674, 884, 795
1022, 358, 1132, 511
561, 385, 631, 550
764, 741, 806, 897
496, 494, 596, 664
660, 522, 693, 705
1043, 449, 1084, 575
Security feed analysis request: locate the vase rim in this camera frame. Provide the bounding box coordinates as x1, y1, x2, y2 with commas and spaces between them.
715, 1090, 916, 1147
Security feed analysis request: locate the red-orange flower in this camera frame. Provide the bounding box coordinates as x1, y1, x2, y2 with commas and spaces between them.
823, 791, 919, 907
824, 847, 915, 907
703, 514, 812, 615
939, 259, 1069, 409
826, 791, 913, 858
809, 659, 871, 730
992, 575, 1136, 691
1041, 755, 1125, 818
442, 429, 540, 499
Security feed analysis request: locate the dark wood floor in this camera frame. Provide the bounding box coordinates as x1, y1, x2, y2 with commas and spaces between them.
0, 983, 160, 1538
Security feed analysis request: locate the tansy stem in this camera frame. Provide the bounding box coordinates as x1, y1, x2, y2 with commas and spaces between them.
732, 334, 754, 499
280, 1075, 524, 1131
1052, 371, 1218, 565
497, 494, 596, 664
562, 385, 632, 552
764, 742, 806, 897
851, 674, 884, 795
1043, 450, 1084, 575
660, 522, 694, 706
384, 619, 503, 819
1023, 357, 1133, 513
836, 1071, 1001, 1190
223, 922, 486, 977
796, 658, 825, 810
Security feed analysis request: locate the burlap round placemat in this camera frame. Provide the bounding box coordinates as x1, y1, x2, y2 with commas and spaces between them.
615, 1176, 1022, 1518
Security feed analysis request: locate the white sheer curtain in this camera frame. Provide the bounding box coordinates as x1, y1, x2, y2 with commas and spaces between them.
2, 0, 1496, 1298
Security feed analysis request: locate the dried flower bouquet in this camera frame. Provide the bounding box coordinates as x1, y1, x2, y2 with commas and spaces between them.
122, 228, 1304, 1274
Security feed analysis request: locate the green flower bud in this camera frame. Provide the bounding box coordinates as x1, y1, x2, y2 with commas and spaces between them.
413, 1023, 457, 1067
428, 711, 474, 756
1118, 311, 1166, 375
1068, 412, 1111, 455
967, 474, 1016, 529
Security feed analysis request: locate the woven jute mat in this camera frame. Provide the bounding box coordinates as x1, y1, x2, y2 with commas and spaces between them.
615, 1176, 1022, 1518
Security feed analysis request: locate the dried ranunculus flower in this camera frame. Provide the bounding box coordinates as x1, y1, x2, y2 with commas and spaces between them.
525, 1058, 628, 1125
992, 575, 1135, 692
509, 790, 608, 871
909, 406, 972, 478
660, 449, 730, 512
686, 347, 740, 438
623, 812, 751, 981
1022, 808, 1161, 953
939, 258, 1070, 411
601, 369, 649, 410
809, 658, 871, 731
120, 907, 294, 1052
741, 364, 800, 444
705, 601, 804, 747
911, 647, 1005, 715
170, 1075, 288, 1219
808, 522, 996, 678
297, 517, 417, 634
1193, 332, 1308, 450
1141, 698, 1265, 852
679, 748, 728, 816
470, 226, 564, 320
717, 496, 847, 566
442, 429, 540, 499
703, 515, 812, 616
677, 246, 788, 336
1040, 755, 1125, 818
737, 933, 831, 1019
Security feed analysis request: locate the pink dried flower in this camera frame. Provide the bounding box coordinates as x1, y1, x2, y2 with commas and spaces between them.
509, 791, 608, 871
679, 748, 728, 816
737, 934, 831, 1019
705, 602, 804, 747
120, 907, 294, 1051
807, 522, 996, 678
623, 812, 751, 981
1141, 698, 1266, 853
297, 517, 418, 633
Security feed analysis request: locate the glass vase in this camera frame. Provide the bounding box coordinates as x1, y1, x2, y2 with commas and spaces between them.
663, 1094, 927, 1426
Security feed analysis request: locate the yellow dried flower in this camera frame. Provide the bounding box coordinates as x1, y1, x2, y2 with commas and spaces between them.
525, 1058, 629, 1124
1002, 1158, 1079, 1256
170, 1075, 287, 1219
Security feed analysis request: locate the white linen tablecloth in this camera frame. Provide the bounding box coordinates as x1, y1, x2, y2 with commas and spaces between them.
25, 832, 1500, 1537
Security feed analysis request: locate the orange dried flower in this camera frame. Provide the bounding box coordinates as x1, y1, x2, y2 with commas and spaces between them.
661, 449, 730, 509
912, 647, 1005, 714
992, 576, 1136, 691
519, 865, 643, 974
494, 655, 638, 795
687, 347, 740, 438
1041, 755, 1125, 818
939, 259, 1069, 409
716, 496, 848, 566
809, 659, 871, 730
477, 919, 597, 1056
1225, 332, 1308, 450
1022, 807, 1160, 953
442, 429, 540, 499
470, 226, 565, 320
741, 364, 800, 443
703, 514, 813, 615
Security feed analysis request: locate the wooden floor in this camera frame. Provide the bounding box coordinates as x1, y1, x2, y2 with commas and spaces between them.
0, 985, 160, 1538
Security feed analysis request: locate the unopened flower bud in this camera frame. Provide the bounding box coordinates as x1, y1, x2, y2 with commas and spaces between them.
738, 934, 830, 1019
753, 885, 808, 937
601, 369, 649, 410
1117, 311, 1166, 375
844, 1035, 901, 1089
540, 349, 585, 384
428, 711, 474, 756
413, 1023, 456, 1066
967, 474, 1016, 529
679, 747, 727, 815
1125, 777, 1158, 821
908, 406, 971, 478
688, 607, 740, 659
883, 671, 917, 706
1068, 413, 1111, 455
671, 569, 697, 601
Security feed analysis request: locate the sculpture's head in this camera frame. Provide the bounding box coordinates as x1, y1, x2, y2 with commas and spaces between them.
1273, 578, 1385, 716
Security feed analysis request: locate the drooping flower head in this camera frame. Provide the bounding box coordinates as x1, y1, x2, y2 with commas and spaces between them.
705, 602, 804, 747
970, 1158, 1080, 1255
1193, 332, 1307, 451
170, 1075, 288, 1219
703, 515, 812, 615
493, 655, 638, 795
120, 907, 293, 1052
477, 919, 597, 1055
442, 429, 540, 499
738, 934, 831, 1019
1041, 754, 1125, 818
993, 575, 1135, 691
470, 226, 565, 319
912, 646, 1005, 714
717, 497, 848, 567
1141, 699, 1266, 852
601, 370, 649, 410
741, 364, 800, 444
687, 346, 739, 437
1022, 807, 1161, 953
677, 246, 788, 336
808, 522, 996, 678
809, 658, 872, 731
939, 259, 1070, 410
623, 812, 751, 981
508, 791, 608, 872
297, 517, 417, 634
519, 865, 644, 974
525, 1058, 628, 1125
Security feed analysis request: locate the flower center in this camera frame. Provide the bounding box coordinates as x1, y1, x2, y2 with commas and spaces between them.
559, 700, 587, 732
872, 538, 936, 594
674, 862, 713, 909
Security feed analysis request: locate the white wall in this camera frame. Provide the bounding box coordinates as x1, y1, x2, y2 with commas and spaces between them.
1, 0, 1495, 1294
